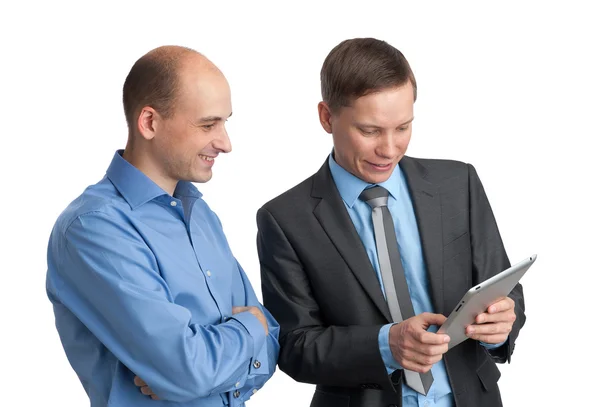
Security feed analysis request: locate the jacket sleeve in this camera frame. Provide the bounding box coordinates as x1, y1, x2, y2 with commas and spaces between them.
257, 207, 391, 388
468, 163, 526, 363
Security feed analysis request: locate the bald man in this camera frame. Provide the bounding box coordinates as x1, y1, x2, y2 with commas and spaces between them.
46, 46, 279, 407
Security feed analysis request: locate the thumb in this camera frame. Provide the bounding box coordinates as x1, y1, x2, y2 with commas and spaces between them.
420, 312, 447, 327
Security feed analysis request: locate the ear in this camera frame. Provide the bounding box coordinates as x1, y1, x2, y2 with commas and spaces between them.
137, 106, 160, 141
317, 101, 334, 134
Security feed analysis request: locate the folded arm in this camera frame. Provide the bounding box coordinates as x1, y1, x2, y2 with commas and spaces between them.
49, 212, 270, 402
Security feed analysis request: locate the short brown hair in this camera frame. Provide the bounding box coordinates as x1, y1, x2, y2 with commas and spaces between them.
122, 46, 194, 134
320, 38, 417, 112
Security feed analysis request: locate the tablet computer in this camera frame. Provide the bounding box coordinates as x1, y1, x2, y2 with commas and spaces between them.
437, 254, 537, 350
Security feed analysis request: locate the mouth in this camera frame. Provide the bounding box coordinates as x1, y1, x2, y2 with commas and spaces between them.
199, 155, 216, 162
366, 161, 393, 171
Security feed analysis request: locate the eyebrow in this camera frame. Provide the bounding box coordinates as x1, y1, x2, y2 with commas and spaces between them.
196, 112, 233, 124
355, 117, 415, 128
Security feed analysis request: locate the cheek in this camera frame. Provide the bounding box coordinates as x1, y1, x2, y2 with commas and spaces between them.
176, 133, 203, 156
345, 131, 372, 156
334, 129, 375, 164
399, 132, 412, 151
353, 141, 372, 159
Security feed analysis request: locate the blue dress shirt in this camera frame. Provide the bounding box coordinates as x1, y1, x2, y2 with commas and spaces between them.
46, 150, 280, 407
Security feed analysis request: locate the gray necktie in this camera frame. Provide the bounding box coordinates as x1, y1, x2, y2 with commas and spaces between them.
360, 186, 433, 396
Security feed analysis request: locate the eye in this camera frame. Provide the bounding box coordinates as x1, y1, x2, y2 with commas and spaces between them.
359, 127, 378, 136
201, 123, 216, 131
398, 125, 409, 132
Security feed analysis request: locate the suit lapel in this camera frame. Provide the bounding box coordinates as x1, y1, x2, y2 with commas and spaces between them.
400, 157, 445, 314
311, 160, 392, 321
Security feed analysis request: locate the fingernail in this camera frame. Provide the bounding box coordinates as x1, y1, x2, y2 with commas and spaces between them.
490, 306, 496, 313
444, 335, 450, 343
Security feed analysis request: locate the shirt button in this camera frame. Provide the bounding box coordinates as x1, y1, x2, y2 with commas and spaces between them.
252, 389, 258, 394
233, 390, 240, 398
206, 270, 212, 277
253, 360, 261, 369
170, 201, 177, 206
235, 382, 240, 387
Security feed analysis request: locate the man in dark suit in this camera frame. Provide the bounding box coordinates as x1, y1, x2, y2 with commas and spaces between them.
256, 38, 525, 407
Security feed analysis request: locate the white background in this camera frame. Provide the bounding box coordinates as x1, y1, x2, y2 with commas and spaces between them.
1, 1, 598, 406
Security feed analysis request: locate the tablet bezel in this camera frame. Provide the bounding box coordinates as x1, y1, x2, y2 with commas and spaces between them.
437, 254, 537, 350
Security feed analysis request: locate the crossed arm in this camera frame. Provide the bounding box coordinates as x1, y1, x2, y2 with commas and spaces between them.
50, 212, 279, 403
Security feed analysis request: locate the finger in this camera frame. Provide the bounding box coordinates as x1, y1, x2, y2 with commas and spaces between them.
475, 310, 516, 324
232, 306, 250, 314
488, 297, 514, 313
408, 348, 445, 367
140, 386, 155, 396
415, 330, 451, 345
151, 394, 161, 400
417, 352, 443, 367
402, 345, 446, 370
413, 342, 449, 358
134, 376, 147, 387
466, 322, 512, 337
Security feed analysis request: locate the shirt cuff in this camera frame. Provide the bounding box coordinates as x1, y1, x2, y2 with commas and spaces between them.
229, 311, 267, 359
248, 339, 269, 376
379, 323, 403, 375
479, 338, 506, 349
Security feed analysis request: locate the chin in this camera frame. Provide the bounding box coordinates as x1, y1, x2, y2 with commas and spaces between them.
191, 171, 212, 184
360, 169, 395, 184
367, 175, 391, 184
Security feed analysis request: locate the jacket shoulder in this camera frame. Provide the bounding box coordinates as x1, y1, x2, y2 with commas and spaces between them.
259, 173, 316, 217
405, 156, 472, 184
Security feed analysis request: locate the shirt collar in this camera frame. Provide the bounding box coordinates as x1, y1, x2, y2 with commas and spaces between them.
106, 150, 202, 209
328, 152, 401, 207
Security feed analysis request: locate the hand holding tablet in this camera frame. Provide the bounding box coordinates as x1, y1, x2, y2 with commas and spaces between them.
437, 255, 536, 350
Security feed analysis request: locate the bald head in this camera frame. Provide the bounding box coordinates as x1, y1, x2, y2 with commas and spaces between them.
122, 45, 222, 136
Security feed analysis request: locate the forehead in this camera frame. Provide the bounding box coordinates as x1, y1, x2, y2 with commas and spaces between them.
347, 83, 414, 125
176, 64, 232, 116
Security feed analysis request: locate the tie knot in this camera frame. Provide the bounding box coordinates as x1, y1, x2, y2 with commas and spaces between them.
359, 186, 389, 208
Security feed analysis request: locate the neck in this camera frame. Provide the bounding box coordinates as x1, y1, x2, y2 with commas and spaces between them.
122, 141, 177, 196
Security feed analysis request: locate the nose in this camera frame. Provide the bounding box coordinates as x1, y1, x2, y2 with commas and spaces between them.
214, 126, 232, 153
375, 132, 395, 158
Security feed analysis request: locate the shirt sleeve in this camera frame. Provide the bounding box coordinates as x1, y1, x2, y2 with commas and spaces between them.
50, 211, 269, 403
479, 339, 507, 349
378, 323, 403, 375
227, 261, 280, 406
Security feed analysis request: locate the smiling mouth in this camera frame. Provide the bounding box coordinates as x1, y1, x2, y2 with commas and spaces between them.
367, 161, 392, 168
199, 155, 215, 161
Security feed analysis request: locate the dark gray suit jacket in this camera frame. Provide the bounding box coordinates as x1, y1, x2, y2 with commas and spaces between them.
256, 156, 526, 407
